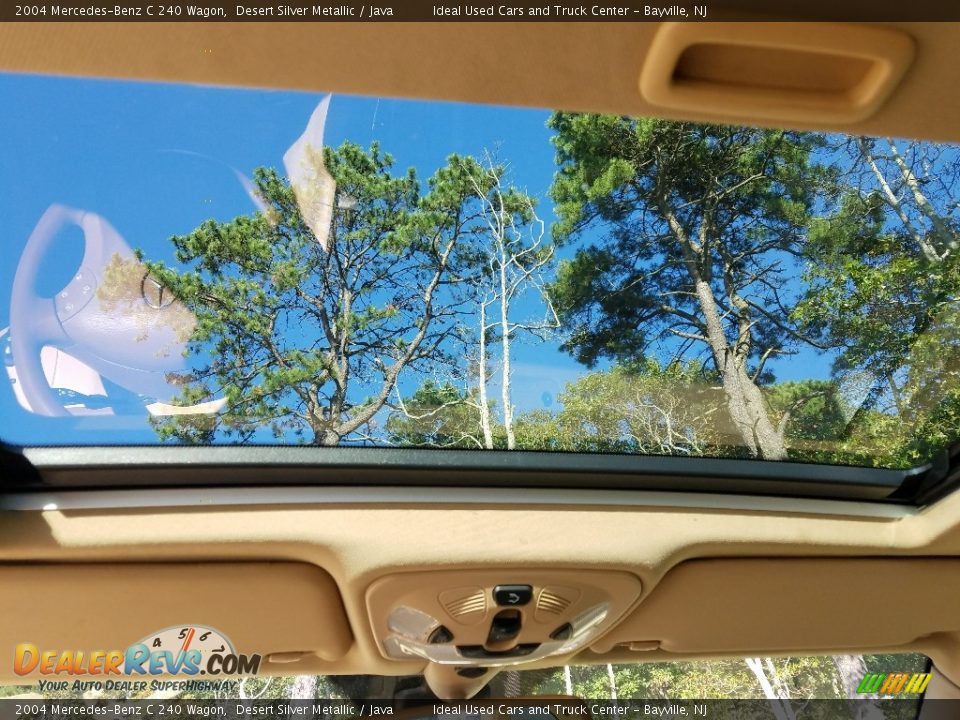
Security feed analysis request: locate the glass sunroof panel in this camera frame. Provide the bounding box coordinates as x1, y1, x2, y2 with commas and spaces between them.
2, 72, 958, 470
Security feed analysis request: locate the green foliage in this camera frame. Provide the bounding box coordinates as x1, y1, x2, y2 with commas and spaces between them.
526, 654, 926, 703
545, 114, 960, 465
386, 361, 725, 454
387, 362, 870, 462
547, 113, 824, 372
143, 142, 487, 445
385, 380, 489, 449
515, 360, 728, 454
125, 108, 960, 467
793, 137, 960, 467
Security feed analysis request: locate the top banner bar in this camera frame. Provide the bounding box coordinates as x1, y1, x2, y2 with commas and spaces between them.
5, 0, 960, 22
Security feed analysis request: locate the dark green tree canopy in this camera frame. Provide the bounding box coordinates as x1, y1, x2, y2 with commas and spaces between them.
145, 142, 490, 445
548, 114, 823, 371
546, 114, 828, 459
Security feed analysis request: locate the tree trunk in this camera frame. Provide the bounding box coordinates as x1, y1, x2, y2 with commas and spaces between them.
500, 262, 516, 450
833, 655, 868, 698
726, 362, 787, 460
477, 302, 494, 449
887, 139, 957, 257
693, 279, 787, 460
290, 675, 317, 700
833, 655, 884, 720
606, 664, 618, 701
564, 665, 573, 696
284, 675, 317, 720
858, 138, 940, 263
315, 427, 341, 446
745, 658, 795, 720
663, 201, 787, 461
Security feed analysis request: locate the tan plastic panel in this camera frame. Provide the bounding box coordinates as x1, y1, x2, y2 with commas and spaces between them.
0, 562, 352, 678
366, 569, 642, 663
593, 558, 960, 654
640, 23, 915, 123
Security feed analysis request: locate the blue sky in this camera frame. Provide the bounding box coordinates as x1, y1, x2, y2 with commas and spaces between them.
0, 72, 832, 445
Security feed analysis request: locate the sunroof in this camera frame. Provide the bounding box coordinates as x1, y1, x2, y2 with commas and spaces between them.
1, 72, 958, 471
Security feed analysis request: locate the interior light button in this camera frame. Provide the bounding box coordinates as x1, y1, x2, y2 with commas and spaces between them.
493, 584, 532, 606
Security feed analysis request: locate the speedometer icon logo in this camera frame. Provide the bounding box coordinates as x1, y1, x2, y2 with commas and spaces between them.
139, 625, 235, 657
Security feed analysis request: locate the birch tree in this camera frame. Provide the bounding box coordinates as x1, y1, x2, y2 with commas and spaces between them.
606, 663, 618, 701
745, 658, 796, 720
387, 155, 558, 450
850, 137, 958, 262
466, 154, 558, 449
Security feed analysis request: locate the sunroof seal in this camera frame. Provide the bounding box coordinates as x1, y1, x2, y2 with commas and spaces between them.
1, 441, 913, 504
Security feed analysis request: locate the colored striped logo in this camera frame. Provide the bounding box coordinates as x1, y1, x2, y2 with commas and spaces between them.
857, 672, 931, 695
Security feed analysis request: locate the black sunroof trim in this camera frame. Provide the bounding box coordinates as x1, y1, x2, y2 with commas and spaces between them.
0, 442, 923, 503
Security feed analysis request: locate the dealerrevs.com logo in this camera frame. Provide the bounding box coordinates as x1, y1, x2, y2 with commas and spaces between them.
14, 625, 261, 677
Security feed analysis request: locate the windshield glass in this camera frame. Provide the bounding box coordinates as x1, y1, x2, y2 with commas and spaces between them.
0, 654, 931, 715
2, 73, 959, 469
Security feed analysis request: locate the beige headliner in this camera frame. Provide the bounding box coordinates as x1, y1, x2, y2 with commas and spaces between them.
2, 487, 960, 685
2, 17, 960, 691
0, 22, 959, 140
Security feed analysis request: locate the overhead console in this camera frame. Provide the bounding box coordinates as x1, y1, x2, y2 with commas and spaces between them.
366, 569, 642, 668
